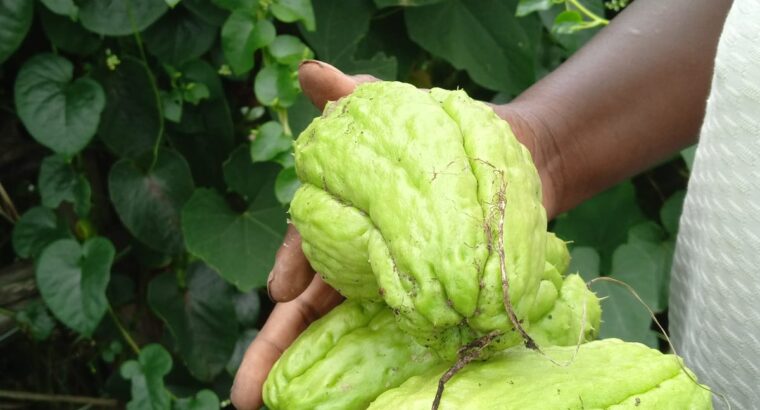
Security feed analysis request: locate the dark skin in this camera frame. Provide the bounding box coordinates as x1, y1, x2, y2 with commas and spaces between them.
231, 0, 733, 408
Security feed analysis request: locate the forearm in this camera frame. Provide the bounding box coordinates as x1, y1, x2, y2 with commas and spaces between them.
504, 0, 732, 217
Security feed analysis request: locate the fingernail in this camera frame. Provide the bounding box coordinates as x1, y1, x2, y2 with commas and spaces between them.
267, 271, 276, 302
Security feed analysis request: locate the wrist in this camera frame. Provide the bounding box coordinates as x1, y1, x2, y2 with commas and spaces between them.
493, 103, 563, 219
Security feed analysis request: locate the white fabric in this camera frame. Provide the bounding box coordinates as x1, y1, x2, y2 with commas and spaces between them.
669, 1, 760, 409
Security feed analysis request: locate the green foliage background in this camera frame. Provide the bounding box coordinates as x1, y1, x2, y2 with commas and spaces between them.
0, 0, 689, 407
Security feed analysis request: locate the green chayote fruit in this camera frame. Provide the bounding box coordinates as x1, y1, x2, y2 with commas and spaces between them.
263, 300, 441, 410
290, 81, 599, 358
368, 338, 713, 409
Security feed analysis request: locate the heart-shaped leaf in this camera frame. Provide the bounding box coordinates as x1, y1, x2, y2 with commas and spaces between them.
15, 301, 56, 342
254, 64, 299, 107
249, 121, 291, 163
78, 0, 168, 36
109, 149, 195, 254
39, 7, 101, 56
221, 12, 275, 75
182, 182, 286, 291
0, 0, 33, 63
271, 0, 315, 30
268, 35, 313, 66
97, 57, 162, 159
405, 0, 539, 94
38, 154, 91, 216
275, 166, 299, 204
35, 237, 114, 336
143, 6, 217, 66
12, 207, 71, 259
40, 0, 79, 18
14, 54, 106, 155
120, 344, 172, 410
147, 263, 238, 381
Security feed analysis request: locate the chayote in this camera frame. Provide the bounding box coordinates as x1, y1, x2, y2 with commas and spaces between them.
263, 300, 441, 410
290, 81, 599, 358
368, 338, 713, 409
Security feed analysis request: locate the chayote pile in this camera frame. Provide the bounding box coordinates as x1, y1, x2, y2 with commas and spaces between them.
262, 82, 712, 409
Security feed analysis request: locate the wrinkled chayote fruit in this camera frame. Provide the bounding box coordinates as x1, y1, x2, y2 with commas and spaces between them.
290, 81, 599, 358
263, 300, 441, 410
368, 338, 713, 410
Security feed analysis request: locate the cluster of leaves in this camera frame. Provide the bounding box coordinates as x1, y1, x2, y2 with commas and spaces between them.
0, 0, 686, 407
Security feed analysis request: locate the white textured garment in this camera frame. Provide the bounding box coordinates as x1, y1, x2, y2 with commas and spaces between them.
669, 0, 760, 409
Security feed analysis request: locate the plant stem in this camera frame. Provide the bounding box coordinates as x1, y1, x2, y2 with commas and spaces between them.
566, 0, 610, 25
277, 108, 293, 137
108, 305, 140, 355
0, 390, 119, 407
125, 0, 165, 171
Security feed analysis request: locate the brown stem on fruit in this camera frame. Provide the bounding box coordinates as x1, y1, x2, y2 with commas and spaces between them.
431, 330, 501, 410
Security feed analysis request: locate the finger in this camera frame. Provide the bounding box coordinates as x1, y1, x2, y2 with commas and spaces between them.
298, 60, 378, 110
230, 276, 343, 410
267, 225, 315, 302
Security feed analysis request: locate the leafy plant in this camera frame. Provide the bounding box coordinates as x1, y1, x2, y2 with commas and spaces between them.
0, 0, 687, 407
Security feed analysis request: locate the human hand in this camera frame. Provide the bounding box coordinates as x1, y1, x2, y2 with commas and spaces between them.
230, 60, 559, 409
230, 61, 379, 410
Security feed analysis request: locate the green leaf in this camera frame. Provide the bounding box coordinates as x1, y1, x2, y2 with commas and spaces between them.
233, 291, 260, 328
161, 89, 183, 123
169, 60, 235, 189
287, 92, 320, 137
594, 280, 659, 348
212, 0, 256, 11
182, 82, 210, 105
249, 121, 291, 163
516, 0, 553, 16
224, 145, 267, 200
226, 328, 258, 375
15, 301, 56, 341
182, 184, 287, 291
102, 340, 123, 363
539, 0, 602, 54
147, 263, 238, 382
374, 0, 445, 7
175, 390, 220, 410
681, 145, 696, 171
405, 0, 539, 94
14, 54, 106, 156
0, 0, 33, 64
268, 35, 313, 66
221, 12, 275, 75
143, 6, 217, 66
184, 0, 229, 26
271, 0, 315, 31
553, 10, 584, 35
12, 207, 70, 259
40, 0, 78, 18
300, 0, 397, 79
609, 242, 667, 312
120, 344, 172, 410
254, 64, 299, 107
109, 149, 195, 254
660, 190, 686, 236
553, 181, 646, 272
97, 57, 162, 159
39, 7, 101, 56
275, 166, 299, 204
36, 237, 114, 336
38, 154, 91, 216
78, 0, 168, 36
567, 246, 599, 283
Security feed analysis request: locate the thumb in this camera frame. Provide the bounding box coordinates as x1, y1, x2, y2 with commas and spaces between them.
298, 60, 378, 110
